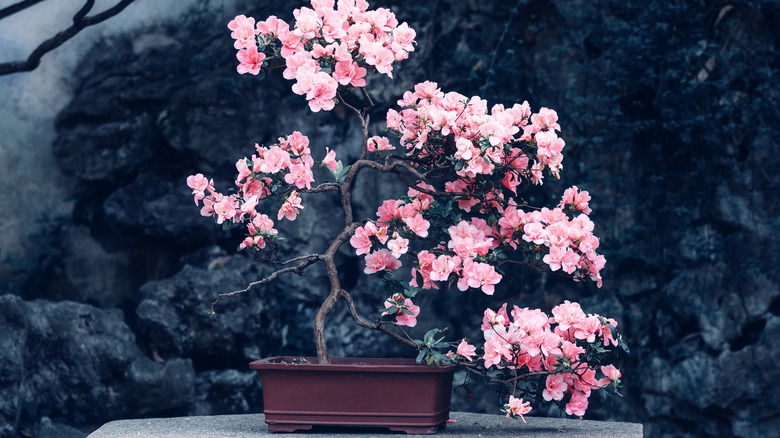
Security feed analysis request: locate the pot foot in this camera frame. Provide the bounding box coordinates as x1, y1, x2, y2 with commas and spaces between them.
267, 424, 314, 432
388, 425, 441, 435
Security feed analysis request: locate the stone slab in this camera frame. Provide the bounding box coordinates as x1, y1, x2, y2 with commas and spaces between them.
88, 411, 642, 437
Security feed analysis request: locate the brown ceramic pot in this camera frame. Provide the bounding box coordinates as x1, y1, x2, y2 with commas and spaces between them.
249, 356, 455, 434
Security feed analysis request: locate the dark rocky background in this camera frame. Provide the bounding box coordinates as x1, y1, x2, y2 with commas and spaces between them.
1, 0, 779, 437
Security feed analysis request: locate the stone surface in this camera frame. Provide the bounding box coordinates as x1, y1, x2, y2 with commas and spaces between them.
0, 295, 194, 436
135, 252, 286, 366
190, 369, 262, 417
87, 412, 643, 438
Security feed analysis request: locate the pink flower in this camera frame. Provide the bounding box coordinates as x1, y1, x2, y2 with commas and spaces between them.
564, 390, 589, 418
292, 7, 320, 39
454, 138, 476, 160
311, 0, 336, 13
534, 130, 565, 159
187, 173, 212, 205
599, 365, 622, 387
333, 60, 367, 87
252, 214, 276, 234
560, 186, 592, 214
278, 191, 303, 221
321, 9, 347, 42
277, 28, 304, 57
367, 136, 394, 152
376, 199, 402, 225
236, 46, 266, 75
392, 22, 416, 52
505, 396, 532, 422
538, 330, 563, 357
481, 305, 509, 331
543, 374, 568, 401
235, 158, 252, 184
259, 146, 292, 174
256, 15, 288, 38
543, 246, 580, 274
294, 65, 339, 112
239, 235, 266, 250
550, 300, 586, 331
386, 235, 409, 258
284, 162, 314, 190
286, 131, 310, 156
323, 147, 339, 172
560, 340, 586, 360
228, 15, 258, 49
283, 51, 315, 80
483, 336, 510, 368
412, 80, 440, 99
458, 261, 501, 295
403, 213, 429, 238
382, 294, 420, 327
429, 255, 458, 282
456, 339, 476, 361
573, 315, 601, 343
531, 107, 561, 132
213, 196, 238, 224
349, 224, 374, 255
360, 38, 395, 77
364, 248, 402, 274
522, 222, 547, 245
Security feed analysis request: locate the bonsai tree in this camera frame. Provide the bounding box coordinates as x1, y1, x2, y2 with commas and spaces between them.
187, 0, 626, 420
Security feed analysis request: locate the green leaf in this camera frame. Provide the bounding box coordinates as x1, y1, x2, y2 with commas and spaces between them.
335, 164, 351, 181
416, 350, 426, 364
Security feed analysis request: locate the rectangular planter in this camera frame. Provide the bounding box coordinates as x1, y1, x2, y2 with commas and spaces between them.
249, 356, 455, 434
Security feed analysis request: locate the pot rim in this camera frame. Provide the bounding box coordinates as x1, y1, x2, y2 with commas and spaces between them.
249, 356, 456, 373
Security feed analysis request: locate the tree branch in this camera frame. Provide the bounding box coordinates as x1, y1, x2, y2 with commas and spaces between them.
353, 158, 471, 198
302, 182, 341, 194
210, 253, 323, 314
339, 288, 418, 349
0, 0, 45, 21
0, 0, 137, 76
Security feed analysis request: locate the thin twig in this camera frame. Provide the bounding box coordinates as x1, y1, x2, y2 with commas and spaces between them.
210, 254, 322, 314
0, 0, 138, 76
303, 182, 341, 194
0, 0, 45, 21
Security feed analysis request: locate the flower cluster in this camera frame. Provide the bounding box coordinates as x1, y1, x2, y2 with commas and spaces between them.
228, 0, 416, 112
187, 131, 339, 251
451, 301, 622, 419
497, 191, 605, 286
348, 83, 605, 322
386, 80, 563, 186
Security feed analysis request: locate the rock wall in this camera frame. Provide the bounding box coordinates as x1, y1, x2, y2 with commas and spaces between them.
1, 0, 778, 437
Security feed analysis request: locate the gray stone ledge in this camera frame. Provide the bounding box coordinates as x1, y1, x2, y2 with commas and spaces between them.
88, 411, 642, 437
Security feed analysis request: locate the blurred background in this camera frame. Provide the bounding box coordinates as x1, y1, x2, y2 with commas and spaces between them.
1, 0, 778, 437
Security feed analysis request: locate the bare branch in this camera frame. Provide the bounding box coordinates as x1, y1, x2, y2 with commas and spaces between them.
337, 91, 363, 121
74, 0, 95, 23
359, 87, 374, 114
0, 0, 45, 21
210, 253, 323, 314
302, 182, 341, 194
353, 158, 471, 198
0, 0, 137, 76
